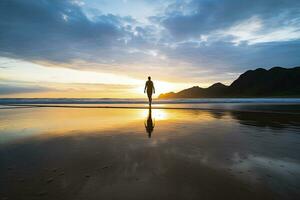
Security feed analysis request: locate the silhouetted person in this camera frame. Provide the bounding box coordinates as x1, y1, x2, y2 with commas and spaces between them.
144, 107, 155, 138
144, 76, 155, 106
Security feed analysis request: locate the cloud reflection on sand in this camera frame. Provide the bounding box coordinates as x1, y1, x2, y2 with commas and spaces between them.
0, 107, 217, 143
0, 106, 300, 199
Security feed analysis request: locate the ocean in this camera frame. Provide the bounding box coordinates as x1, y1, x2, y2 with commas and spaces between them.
1, 98, 300, 104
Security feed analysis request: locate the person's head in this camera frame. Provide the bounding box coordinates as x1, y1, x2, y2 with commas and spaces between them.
148, 76, 151, 80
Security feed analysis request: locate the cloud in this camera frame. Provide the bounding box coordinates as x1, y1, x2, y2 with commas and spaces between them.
0, 84, 53, 95
0, 0, 300, 85
0, 0, 176, 80
149, 0, 300, 80
159, 0, 300, 42
0, 77, 142, 97
0, 0, 135, 63
162, 40, 300, 78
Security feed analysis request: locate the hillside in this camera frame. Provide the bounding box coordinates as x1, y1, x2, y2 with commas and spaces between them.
158, 66, 300, 98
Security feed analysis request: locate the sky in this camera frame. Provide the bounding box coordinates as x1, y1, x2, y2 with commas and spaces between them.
0, 0, 300, 98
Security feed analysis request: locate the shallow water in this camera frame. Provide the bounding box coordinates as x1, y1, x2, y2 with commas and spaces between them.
0, 106, 300, 200
1, 97, 300, 104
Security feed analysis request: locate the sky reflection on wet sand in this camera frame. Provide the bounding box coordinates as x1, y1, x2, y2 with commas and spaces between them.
0, 107, 300, 200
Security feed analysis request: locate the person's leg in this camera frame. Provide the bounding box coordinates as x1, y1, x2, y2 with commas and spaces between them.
147, 92, 152, 106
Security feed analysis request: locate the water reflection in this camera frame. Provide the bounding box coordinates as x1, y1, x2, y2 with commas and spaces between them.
144, 107, 155, 138
1, 106, 300, 200
228, 111, 300, 129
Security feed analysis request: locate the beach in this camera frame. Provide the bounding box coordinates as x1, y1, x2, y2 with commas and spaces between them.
0, 102, 300, 200
2, 0, 300, 199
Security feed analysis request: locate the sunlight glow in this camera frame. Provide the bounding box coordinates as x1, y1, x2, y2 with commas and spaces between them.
0, 58, 141, 85
134, 81, 181, 98
0, 57, 196, 98
141, 109, 168, 121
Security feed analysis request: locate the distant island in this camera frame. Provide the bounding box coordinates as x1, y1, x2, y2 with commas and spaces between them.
159, 66, 300, 98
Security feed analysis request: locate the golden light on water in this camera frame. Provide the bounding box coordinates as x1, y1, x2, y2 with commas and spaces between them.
0, 107, 219, 144
141, 109, 168, 120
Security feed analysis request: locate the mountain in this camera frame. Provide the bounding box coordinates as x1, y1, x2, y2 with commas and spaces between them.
158, 66, 300, 98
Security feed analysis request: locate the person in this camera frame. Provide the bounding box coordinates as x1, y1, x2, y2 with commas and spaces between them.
144, 76, 155, 106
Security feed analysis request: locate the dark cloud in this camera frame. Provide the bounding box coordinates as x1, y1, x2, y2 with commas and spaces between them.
164, 40, 300, 73
0, 84, 53, 94
0, 0, 132, 63
159, 0, 300, 39
0, 0, 300, 82
0, 0, 168, 76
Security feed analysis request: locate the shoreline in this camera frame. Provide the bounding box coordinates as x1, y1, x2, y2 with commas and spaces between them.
1, 103, 300, 115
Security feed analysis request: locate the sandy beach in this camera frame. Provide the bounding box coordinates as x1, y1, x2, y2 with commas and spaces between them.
0, 105, 300, 200
2, 0, 300, 199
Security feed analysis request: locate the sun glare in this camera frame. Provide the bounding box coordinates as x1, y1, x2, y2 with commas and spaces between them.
134, 81, 177, 97
141, 109, 168, 120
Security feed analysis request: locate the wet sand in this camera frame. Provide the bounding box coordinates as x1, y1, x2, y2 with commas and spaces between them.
0, 106, 300, 200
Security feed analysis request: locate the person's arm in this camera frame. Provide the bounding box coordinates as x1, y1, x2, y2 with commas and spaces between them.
144, 82, 147, 93
153, 83, 155, 94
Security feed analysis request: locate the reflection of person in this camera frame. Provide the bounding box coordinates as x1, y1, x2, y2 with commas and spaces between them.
144, 107, 155, 138
144, 76, 155, 106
